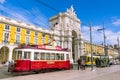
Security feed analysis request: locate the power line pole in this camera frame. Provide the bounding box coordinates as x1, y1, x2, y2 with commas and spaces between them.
103, 23, 106, 56
117, 36, 120, 65
97, 23, 109, 66
97, 23, 106, 55
90, 22, 94, 71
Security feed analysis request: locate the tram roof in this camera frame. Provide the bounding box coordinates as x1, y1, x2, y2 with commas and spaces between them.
15, 45, 70, 52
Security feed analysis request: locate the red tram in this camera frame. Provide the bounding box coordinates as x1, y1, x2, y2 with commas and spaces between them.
8, 45, 70, 73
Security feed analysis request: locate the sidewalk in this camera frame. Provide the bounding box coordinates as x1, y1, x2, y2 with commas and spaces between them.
0, 64, 8, 68
0, 65, 120, 80
0, 64, 3, 67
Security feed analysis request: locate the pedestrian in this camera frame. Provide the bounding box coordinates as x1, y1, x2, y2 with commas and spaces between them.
77, 58, 81, 70
81, 59, 85, 70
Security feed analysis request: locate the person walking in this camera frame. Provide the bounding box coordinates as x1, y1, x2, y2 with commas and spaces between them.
81, 59, 85, 70
77, 58, 81, 70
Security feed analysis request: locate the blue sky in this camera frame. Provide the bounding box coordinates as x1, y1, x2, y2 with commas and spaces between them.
0, 0, 120, 45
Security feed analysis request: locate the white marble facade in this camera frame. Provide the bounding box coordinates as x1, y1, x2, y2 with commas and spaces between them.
49, 6, 84, 63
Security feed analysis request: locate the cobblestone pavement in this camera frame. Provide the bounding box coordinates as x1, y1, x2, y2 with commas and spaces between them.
0, 65, 120, 80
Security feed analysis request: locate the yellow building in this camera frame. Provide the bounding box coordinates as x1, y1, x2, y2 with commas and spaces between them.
84, 41, 104, 55
83, 40, 119, 58
0, 16, 54, 63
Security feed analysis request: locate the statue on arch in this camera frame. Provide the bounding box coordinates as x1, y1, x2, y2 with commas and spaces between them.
67, 5, 77, 17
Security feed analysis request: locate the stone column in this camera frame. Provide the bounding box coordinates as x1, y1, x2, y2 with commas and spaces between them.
77, 39, 80, 58
8, 47, 14, 62
68, 41, 73, 63
61, 41, 63, 48
74, 42, 78, 62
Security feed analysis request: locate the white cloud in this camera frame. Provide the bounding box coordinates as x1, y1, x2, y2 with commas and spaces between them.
0, 5, 30, 23
112, 19, 120, 26
30, 7, 49, 29
0, 0, 5, 3
82, 25, 119, 45
0, 5, 49, 29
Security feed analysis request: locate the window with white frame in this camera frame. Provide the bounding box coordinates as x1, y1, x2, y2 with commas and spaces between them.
55, 41, 59, 46
26, 36, 29, 44
5, 24, 10, 30
48, 35, 51, 44
34, 38, 38, 45
16, 35, 20, 43
26, 29, 30, 34
35, 32, 38, 36
42, 39, 45, 44
4, 32, 9, 42
42, 34, 45, 44
16, 27, 20, 32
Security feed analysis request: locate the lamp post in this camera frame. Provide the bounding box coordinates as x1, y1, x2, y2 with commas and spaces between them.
90, 22, 94, 71
117, 36, 120, 65
82, 22, 94, 70
97, 23, 109, 67
97, 23, 106, 56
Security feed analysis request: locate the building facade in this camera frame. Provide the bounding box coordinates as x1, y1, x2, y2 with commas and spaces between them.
0, 16, 54, 63
84, 40, 119, 58
84, 41, 104, 55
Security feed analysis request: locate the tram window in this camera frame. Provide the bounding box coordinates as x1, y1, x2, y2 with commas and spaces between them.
61, 54, 64, 60
66, 54, 69, 60
14, 51, 17, 60
41, 52, 45, 60
34, 52, 40, 60
46, 53, 50, 60
17, 51, 22, 59
56, 54, 61, 60
51, 53, 55, 60
24, 52, 30, 59
88, 57, 91, 62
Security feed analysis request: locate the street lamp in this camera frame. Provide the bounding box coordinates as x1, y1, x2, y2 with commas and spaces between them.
90, 22, 94, 71
82, 22, 94, 71
117, 36, 120, 65
97, 23, 106, 56
97, 23, 109, 67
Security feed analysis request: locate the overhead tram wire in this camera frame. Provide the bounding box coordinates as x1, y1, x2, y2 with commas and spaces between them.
35, 0, 59, 13
16, 0, 50, 29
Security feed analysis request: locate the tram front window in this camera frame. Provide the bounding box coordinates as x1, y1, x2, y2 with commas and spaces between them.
24, 52, 31, 59
17, 51, 22, 59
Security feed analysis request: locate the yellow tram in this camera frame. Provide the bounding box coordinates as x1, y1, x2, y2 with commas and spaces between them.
80, 54, 100, 66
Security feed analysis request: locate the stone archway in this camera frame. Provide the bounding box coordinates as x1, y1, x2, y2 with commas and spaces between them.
0, 46, 9, 64
49, 6, 84, 63
72, 30, 77, 61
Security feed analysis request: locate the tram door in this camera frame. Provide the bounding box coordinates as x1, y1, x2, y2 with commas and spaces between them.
15, 51, 31, 71
22, 52, 31, 71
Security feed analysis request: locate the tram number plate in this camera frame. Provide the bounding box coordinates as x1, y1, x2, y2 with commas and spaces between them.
47, 61, 54, 64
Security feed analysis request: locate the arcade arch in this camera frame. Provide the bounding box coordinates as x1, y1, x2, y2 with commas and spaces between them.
0, 46, 9, 64
72, 30, 77, 61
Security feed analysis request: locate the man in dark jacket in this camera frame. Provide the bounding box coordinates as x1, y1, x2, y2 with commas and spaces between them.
77, 58, 81, 70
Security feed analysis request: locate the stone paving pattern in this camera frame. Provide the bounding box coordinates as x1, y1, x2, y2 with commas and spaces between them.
0, 65, 120, 80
